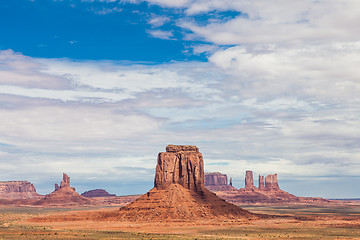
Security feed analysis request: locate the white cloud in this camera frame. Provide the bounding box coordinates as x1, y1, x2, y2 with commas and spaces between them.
146, 29, 174, 39
2, 0, 360, 197
148, 15, 170, 28
209, 43, 360, 103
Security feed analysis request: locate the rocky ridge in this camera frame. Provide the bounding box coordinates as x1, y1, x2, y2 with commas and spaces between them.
0, 181, 41, 199
206, 170, 331, 204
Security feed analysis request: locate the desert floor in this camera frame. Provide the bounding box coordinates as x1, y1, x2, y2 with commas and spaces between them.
1, 204, 360, 239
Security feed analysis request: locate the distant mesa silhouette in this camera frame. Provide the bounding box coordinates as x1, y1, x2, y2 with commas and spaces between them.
81, 189, 116, 198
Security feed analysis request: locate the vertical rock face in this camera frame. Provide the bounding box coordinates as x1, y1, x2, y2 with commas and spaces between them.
258, 175, 265, 190
0, 181, 41, 199
55, 183, 59, 191
154, 145, 204, 192
116, 145, 254, 221
204, 172, 228, 186
245, 170, 254, 189
60, 173, 70, 189
265, 174, 279, 190
229, 177, 233, 186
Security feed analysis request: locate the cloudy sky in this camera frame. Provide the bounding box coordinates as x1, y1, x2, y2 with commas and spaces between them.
1, 0, 359, 198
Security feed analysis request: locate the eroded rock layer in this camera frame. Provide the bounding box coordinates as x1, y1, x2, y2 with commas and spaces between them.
205, 172, 237, 192
35, 173, 93, 206
245, 171, 255, 189
0, 181, 41, 199
207, 171, 331, 204
117, 145, 254, 221
154, 145, 204, 192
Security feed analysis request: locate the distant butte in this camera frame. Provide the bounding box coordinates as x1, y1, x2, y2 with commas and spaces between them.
205, 170, 331, 204
111, 145, 255, 221
205, 172, 237, 192
81, 189, 116, 198
0, 181, 42, 199
35, 173, 93, 206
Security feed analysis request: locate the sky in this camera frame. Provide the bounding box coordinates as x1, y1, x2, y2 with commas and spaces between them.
0, 0, 360, 198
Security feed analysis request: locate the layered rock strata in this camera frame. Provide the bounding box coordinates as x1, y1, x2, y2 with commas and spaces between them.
154, 145, 203, 192
258, 175, 265, 190
205, 172, 237, 192
265, 174, 280, 190
208, 171, 330, 204
0, 181, 41, 199
245, 170, 255, 189
113, 145, 254, 221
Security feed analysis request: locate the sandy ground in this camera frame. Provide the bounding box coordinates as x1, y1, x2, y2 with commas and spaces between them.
1, 204, 360, 239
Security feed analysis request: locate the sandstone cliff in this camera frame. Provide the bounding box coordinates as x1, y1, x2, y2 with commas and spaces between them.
113, 145, 255, 221
245, 170, 255, 189
205, 172, 227, 186
265, 174, 280, 190
208, 171, 330, 204
154, 145, 203, 192
0, 181, 41, 199
258, 175, 265, 190
205, 172, 237, 192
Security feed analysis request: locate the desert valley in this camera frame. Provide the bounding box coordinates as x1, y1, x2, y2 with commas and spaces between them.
1, 145, 360, 239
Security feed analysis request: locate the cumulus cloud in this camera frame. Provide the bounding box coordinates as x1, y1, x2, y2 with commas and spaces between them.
146, 29, 174, 39
2, 0, 360, 197
147, 15, 170, 28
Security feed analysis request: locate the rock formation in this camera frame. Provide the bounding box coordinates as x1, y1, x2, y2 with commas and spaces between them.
245, 170, 255, 189
258, 175, 265, 190
265, 174, 280, 190
205, 172, 227, 186
207, 171, 330, 204
60, 173, 71, 189
205, 172, 237, 191
0, 181, 41, 199
81, 189, 116, 198
35, 173, 93, 206
154, 145, 203, 192
110, 145, 255, 221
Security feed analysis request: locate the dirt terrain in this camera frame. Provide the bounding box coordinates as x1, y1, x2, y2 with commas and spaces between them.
0, 203, 360, 239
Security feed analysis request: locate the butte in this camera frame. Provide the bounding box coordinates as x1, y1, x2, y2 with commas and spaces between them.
99, 145, 256, 221
32, 145, 257, 223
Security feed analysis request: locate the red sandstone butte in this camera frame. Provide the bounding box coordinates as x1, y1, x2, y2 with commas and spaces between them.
205, 172, 237, 192
245, 170, 255, 189
207, 170, 331, 204
108, 145, 255, 221
0, 181, 42, 199
35, 173, 93, 206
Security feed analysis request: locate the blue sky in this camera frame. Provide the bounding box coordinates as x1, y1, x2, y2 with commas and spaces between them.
1, 0, 360, 198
